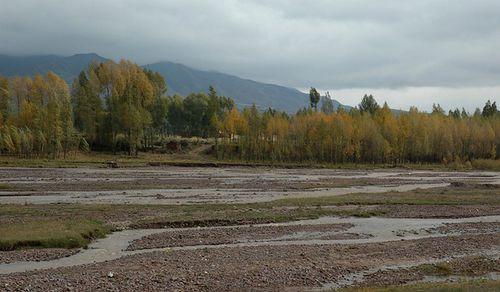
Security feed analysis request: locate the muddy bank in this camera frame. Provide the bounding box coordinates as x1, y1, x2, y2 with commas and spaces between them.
126, 223, 355, 250
354, 256, 500, 288
127, 216, 500, 251
1, 234, 498, 291
380, 204, 500, 219
428, 221, 500, 234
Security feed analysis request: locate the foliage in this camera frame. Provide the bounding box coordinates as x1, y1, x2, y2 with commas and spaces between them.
309, 87, 320, 110
359, 94, 380, 115
482, 100, 498, 118
0, 61, 498, 164
321, 92, 335, 114
0, 72, 74, 157
216, 95, 500, 164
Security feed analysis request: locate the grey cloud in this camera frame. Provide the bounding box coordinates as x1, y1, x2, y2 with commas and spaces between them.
0, 0, 499, 91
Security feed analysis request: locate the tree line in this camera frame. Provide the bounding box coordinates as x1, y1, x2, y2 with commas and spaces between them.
0, 60, 233, 156
215, 90, 499, 164
0, 60, 498, 164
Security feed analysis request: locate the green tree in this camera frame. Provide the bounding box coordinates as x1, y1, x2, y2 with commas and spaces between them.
144, 69, 168, 148
359, 94, 380, 115
432, 103, 445, 116
167, 95, 185, 135
73, 70, 103, 147
482, 100, 498, 117
0, 76, 10, 124
321, 92, 335, 114
183, 93, 210, 137
309, 87, 320, 110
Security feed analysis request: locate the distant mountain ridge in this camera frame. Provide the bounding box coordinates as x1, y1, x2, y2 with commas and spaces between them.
0, 53, 350, 113
0, 53, 107, 83
144, 61, 350, 112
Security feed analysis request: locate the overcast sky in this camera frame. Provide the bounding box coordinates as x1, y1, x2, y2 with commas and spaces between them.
1, 0, 499, 111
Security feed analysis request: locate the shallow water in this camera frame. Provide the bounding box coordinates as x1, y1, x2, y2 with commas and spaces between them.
317, 251, 500, 291
1, 168, 498, 204
419, 272, 500, 283
0, 182, 450, 204
1, 215, 498, 275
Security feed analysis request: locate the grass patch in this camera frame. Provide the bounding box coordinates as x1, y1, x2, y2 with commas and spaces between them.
0, 219, 111, 251
348, 257, 500, 292
472, 159, 500, 171
0, 150, 222, 168
1, 184, 497, 231
274, 187, 500, 206
416, 256, 500, 277
418, 262, 453, 276
0, 203, 385, 230
130, 205, 385, 228
0, 183, 12, 190
346, 279, 500, 292
0, 153, 486, 170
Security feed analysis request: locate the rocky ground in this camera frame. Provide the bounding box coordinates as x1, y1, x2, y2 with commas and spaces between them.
374, 204, 500, 219
355, 256, 500, 288
0, 249, 79, 264
1, 234, 498, 291
1, 167, 497, 204
126, 223, 356, 250
427, 221, 500, 234
0, 166, 499, 291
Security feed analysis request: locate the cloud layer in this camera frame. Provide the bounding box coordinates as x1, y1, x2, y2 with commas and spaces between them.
1, 0, 499, 110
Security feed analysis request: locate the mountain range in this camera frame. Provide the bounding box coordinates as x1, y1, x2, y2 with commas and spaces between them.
0, 53, 350, 113
0, 53, 107, 82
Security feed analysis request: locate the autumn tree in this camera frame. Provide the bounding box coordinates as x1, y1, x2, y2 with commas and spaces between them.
1, 60, 498, 163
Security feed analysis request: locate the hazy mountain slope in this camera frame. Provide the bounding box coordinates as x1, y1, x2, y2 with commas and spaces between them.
0, 54, 351, 113
144, 62, 350, 113
0, 53, 107, 83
